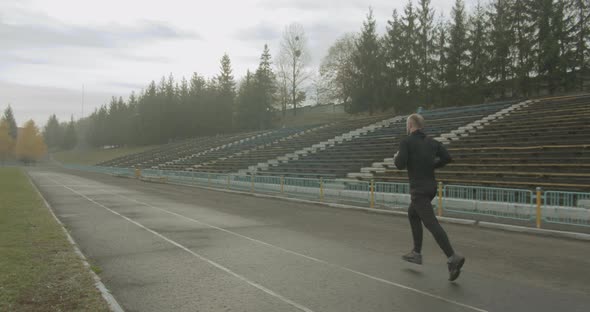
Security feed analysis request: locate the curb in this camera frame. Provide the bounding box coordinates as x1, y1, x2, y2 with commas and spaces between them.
26, 171, 125, 312
478, 222, 590, 241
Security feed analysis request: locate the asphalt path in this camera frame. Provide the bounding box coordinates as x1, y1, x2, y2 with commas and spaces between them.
28, 167, 590, 312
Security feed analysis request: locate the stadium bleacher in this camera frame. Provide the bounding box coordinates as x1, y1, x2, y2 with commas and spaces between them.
99, 131, 264, 169
157, 125, 319, 171
257, 101, 514, 179
370, 95, 590, 191
192, 115, 389, 174
98, 94, 590, 192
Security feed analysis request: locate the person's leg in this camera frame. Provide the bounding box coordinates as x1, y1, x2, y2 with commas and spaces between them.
402, 197, 424, 264
412, 194, 455, 258
408, 197, 423, 253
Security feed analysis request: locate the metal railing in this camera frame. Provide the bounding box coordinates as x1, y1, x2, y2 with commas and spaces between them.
543, 191, 590, 227
443, 185, 534, 221
63, 164, 590, 228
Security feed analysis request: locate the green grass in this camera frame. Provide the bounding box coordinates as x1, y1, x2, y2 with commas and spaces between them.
53, 145, 156, 165
90, 265, 103, 275
0, 168, 110, 311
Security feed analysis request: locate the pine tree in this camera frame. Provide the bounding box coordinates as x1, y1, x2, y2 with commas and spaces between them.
0, 118, 14, 164
236, 70, 258, 129
510, 0, 536, 96
350, 8, 383, 114
417, 0, 436, 102
106, 96, 119, 146
124, 91, 140, 144
254, 44, 277, 129
188, 73, 207, 136
94, 105, 109, 146
534, 0, 561, 94
155, 76, 168, 143
2, 106, 18, 140
217, 53, 236, 131
384, 10, 405, 111
138, 81, 159, 144
467, 1, 491, 97
218, 54, 236, 96
176, 77, 191, 138
400, 0, 419, 97
553, 0, 572, 91
446, 0, 468, 95
236, 46, 278, 130
43, 114, 63, 149
489, 0, 514, 97
570, 0, 589, 89
433, 17, 449, 101
62, 116, 77, 150
164, 73, 179, 140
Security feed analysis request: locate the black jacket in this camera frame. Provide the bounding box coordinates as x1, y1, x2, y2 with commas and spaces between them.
394, 130, 452, 194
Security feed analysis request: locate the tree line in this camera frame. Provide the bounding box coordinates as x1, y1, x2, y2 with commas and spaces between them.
43, 114, 78, 151
56, 0, 587, 149
0, 106, 47, 164
80, 43, 295, 147
323, 0, 589, 114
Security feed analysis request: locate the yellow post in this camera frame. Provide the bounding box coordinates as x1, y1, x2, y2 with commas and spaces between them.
320, 177, 324, 202
437, 182, 443, 217
536, 187, 542, 229
135, 168, 141, 179
280, 176, 284, 194
370, 180, 375, 208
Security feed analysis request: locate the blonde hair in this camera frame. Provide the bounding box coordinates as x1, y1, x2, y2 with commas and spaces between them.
407, 113, 425, 129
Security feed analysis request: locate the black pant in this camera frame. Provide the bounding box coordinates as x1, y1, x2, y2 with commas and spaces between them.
408, 192, 455, 258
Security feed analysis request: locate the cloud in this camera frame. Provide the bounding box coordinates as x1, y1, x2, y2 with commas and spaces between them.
0, 53, 49, 65
0, 79, 119, 126
0, 11, 200, 50
257, 0, 379, 10
106, 81, 146, 90
111, 52, 173, 64
234, 22, 281, 42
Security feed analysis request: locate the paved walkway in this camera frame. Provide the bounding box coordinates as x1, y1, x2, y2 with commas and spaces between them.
29, 168, 590, 312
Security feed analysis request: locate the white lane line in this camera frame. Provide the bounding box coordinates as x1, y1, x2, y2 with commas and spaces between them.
46, 176, 314, 312
110, 191, 488, 312
39, 185, 97, 187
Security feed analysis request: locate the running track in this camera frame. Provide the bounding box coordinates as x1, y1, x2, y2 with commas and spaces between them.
28, 167, 590, 312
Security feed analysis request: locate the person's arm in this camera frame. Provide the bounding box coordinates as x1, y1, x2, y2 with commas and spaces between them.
434, 141, 452, 169
394, 139, 409, 170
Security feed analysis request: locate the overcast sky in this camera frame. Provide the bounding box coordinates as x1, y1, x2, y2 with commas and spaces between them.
0, 0, 477, 126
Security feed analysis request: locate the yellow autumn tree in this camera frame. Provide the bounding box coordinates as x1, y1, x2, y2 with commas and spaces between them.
16, 120, 47, 164
0, 118, 15, 164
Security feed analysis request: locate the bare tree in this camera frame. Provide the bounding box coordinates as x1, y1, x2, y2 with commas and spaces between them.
276, 23, 311, 116
319, 33, 357, 107
275, 54, 290, 119
309, 72, 330, 106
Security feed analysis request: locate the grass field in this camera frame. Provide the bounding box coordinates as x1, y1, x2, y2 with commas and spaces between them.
53, 145, 156, 165
0, 167, 110, 311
